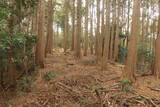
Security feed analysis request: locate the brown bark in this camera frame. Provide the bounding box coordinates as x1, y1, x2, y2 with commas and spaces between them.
154, 2, 160, 78
84, 0, 89, 56
102, 0, 110, 70
95, 0, 101, 62
71, 0, 75, 51
113, 0, 120, 61
7, 14, 16, 86
75, 0, 82, 58
64, 0, 69, 52
90, 2, 94, 55
45, 0, 54, 55
109, 0, 116, 60
124, 0, 140, 82
101, 0, 105, 57
35, 0, 46, 68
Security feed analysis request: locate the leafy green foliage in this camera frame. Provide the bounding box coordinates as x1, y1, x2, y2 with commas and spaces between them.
5, 101, 13, 106
119, 33, 128, 39
0, 0, 38, 89
138, 45, 155, 62
146, 81, 152, 85
43, 72, 57, 80
120, 78, 131, 85
118, 45, 128, 62
16, 92, 26, 97
80, 59, 96, 65
123, 87, 134, 93
79, 100, 90, 106
120, 78, 133, 93
17, 76, 33, 92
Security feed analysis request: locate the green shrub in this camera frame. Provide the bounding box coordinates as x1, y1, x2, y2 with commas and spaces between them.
146, 81, 152, 85
123, 87, 134, 93
17, 76, 33, 92
43, 72, 57, 80
118, 45, 127, 63
120, 78, 133, 93
79, 100, 89, 106
80, 59, 96, 65
119, 33, 128, 39
120, 78, 131, 85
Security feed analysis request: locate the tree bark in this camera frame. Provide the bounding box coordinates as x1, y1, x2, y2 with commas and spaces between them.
102, 0, 110, 70
84, 0, 89, 56
71, 0, 75, 51
75, 0, 82, 58
113, 0, 120, 61
154, 2, 160, 78
124, 0, 140, 82
36, 0, 46, 68
45, 0, 54, 56
64, 0, 69, 52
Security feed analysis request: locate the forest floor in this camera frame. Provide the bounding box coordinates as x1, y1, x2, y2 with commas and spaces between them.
1, 49, 160, 107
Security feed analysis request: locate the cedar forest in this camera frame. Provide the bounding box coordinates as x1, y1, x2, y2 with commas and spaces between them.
0, 0, 160, 106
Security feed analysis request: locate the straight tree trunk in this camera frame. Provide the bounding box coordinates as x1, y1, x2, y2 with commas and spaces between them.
45, 0, 54, 55
75, 0, 82, 58
101, 0, 105, 57
124, 0, 140, 82
109, 0, 116, 60
71, 0, 75, 51
102, 0, 110, 70
90, 2, 94, 55
64, 0, 69, 52
154, 2, 160, 78
84, 0, 89, 56
95, 0, 101, 62
113, 0, 120, 61
36, 0, 46, 68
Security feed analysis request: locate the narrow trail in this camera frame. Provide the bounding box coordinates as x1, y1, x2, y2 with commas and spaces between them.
5, 50, 160, 107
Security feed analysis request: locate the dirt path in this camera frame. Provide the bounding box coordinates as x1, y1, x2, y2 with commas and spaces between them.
2, 50, 160, 107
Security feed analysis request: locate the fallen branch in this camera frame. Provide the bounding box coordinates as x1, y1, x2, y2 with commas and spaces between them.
148, 87, 160, 92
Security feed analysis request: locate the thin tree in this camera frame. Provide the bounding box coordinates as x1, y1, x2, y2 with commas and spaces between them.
84, 0, 89, 56
64, 0, 69, 52
71, 0, 75, 51
95, 0, 101, 62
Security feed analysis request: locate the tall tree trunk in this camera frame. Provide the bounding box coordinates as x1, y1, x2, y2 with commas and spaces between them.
75, 0, 82, 58
45, 0, 54, 56
102, 0, 110, 70
101, 0, 105, 57
7, 14, 16, 86
36, 0, 46, 68
109, 0, 116, 60
154, 2, 160, 78
84, 0, 89, 56
95, 0, 101, 62
124, 0, 140, 82
71, 0, 75, 51
113, 0, 120, 61
64, 0, 69, 52
90, 1, 94, 55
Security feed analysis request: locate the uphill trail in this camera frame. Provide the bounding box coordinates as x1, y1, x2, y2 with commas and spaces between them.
2, 49, 160, 107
